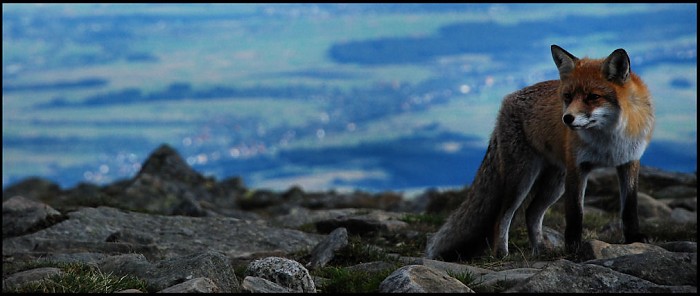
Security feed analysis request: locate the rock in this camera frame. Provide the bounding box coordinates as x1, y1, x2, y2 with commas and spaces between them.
400, 257, 492, 277
299, 190, 403, 211
670, 207, 697, 224
96, 253, 151, 279
307, 227, 349, 269
475, 268, 540, 292
657, 241, 697, 253
115, 288, 144, 293
581, 239, 670, 260
241, 276, 293, 293
587, 192, 673, 219
151, 251, 239, 293
105, 229, 156, 245
51, 182, 111, 211
585, 252, 697, 286
245, 256, 316, 293
542, 226, 565, 251
157, 277, 220, 293
30, 239, 163, 261
2, 196, 65, 237
237, 189, 282, 211
99, 251, 240, 293
314, 209, 409, 235
378, 265, 474, 293
637, 192, 673, 219
3, 267, 64, 291
586, 166, 697, 197
637, 167, 697, 195
137, 144, 206, 184
3, 206, 322, 261
662, 197, 697, 211
2, 145, 697, 295
507, 259, 696, 293
345, 261, 400, 274
2, 177, 61, 202
99, 144, 217, 216
38, 252, 109, 265
271, 207, 359, 229
652, 185, 697, 199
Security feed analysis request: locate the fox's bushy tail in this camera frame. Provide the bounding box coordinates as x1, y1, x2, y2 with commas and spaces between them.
425, 136, 505, 261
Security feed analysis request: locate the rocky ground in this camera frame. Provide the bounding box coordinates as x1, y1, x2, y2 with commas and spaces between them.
2, 144, 697, 293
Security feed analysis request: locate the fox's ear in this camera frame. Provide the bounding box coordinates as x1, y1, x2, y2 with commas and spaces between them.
551, 45, 578, 78
602, 48, 630, 84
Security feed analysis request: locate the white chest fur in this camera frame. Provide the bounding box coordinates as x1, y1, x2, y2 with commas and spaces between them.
575, 123, 650, 167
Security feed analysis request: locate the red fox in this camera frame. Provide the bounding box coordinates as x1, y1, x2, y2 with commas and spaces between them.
425, 45, 654, 261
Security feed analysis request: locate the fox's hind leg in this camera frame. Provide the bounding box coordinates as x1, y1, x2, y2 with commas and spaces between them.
525, 165, 565, 256
492, 157, 542, 258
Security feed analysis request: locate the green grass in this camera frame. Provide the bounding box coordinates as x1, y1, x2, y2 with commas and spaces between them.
4, 261, 148, 293
445, 269, 509, 292
313, 265, 398, 293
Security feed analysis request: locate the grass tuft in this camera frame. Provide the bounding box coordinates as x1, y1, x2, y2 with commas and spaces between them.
313, 265, 397, 293
6, 262, 147, 293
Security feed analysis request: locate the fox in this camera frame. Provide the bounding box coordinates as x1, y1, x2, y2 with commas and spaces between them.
425, 45, 654, 261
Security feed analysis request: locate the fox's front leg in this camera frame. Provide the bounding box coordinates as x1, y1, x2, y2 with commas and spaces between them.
617, 160, 648, 243
564, 163, 591, 253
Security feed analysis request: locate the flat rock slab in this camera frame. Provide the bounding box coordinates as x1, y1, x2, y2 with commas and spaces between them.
3, 206, 322, 260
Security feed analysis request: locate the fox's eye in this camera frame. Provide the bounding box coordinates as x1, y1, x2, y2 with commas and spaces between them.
563, 93, 573, 102
586, 94, 601, 102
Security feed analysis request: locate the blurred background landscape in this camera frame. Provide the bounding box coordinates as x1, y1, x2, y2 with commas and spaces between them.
2, 3, 697, 194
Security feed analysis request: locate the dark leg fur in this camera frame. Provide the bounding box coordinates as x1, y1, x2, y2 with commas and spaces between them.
617, 161, 648, 243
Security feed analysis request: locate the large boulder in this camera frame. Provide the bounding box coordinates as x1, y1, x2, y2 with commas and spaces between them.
2, 196, 65, 237
245, 257, 316, 293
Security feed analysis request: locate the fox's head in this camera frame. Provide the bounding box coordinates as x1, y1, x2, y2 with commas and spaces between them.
551, 45, 632, 131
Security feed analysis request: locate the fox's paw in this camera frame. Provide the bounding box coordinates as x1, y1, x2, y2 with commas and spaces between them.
492, 245, 509, 259
531, 241, 555, 257
624, 232, 649, 244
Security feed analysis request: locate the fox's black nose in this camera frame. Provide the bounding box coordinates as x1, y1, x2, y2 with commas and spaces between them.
562, 114, 575, 125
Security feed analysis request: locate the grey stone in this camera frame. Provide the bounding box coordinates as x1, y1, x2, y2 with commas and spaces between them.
115, 288, 145, 293
314, 209, 409, 234
2, 206, 322, 261
2, 177, 61, 203
507, 259, 696, 293
475, 268, 540, 292
401, 257, 492, 276
345, 261, 399, 274
307, 227, 348, 269
98, 251, 240, 293
3, 196, 64, 237
670, 207, 697, 224
158, 277, 220, 293
271, 207, 360, 229
637, 192, 672, 219
3, 267, 64, 290
241, 276, 293, 293
581, 239, 670, 260
653, 185, 697, 199
657, 241, 697, 253
662, 197, 697, 211
585, 252, 697, 286
245, 256, 316, 293
378, 264, 474, 293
